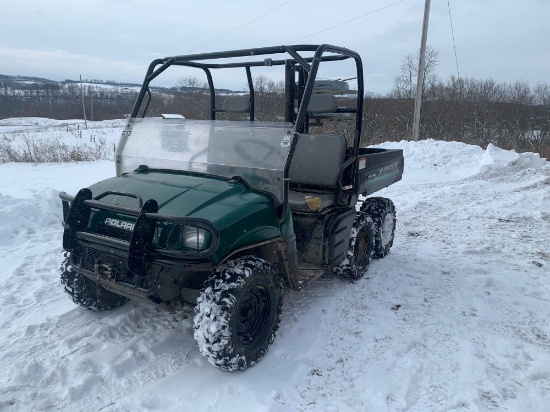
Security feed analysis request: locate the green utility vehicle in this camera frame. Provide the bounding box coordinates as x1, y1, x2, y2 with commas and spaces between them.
59, 45, 404, 371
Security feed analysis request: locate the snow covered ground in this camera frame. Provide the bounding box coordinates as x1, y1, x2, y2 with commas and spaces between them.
0, 120, 549, 411
0, 118, 123, 163
0, 117, 124, 134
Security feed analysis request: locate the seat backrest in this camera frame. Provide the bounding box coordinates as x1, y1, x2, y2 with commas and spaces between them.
306, 94, 338, 113
222, 95, 251, 113
289, 134, 347, 188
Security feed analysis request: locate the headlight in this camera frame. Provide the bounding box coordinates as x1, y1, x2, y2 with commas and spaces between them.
180, 226, 211, 251
162, 224, 212, 252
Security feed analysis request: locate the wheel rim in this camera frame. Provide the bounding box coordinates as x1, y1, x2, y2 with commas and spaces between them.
237, 286, 271, 345
381, 213, 394, 247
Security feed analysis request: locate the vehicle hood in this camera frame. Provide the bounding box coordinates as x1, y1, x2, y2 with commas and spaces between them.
87, 171, 280, 233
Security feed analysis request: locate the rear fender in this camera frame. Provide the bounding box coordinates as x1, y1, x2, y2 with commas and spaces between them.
293, 208, 355, 269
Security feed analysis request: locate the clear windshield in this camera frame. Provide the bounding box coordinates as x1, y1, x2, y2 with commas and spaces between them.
116, 118, 294, 203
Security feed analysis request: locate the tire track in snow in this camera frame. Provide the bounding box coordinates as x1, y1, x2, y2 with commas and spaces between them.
0, 303, 200, 411
0, 307, 105, 385
93, 345, 197, 411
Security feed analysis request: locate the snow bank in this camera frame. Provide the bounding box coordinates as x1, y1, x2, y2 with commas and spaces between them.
0, 161, 114, 198
374, 139, 549, 185
374, 139, 485, 182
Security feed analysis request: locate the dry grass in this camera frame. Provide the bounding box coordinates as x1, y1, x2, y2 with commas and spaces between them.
0, 134, 109, 163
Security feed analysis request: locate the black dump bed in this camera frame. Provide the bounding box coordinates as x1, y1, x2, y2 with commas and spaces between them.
357, 148, 404, 196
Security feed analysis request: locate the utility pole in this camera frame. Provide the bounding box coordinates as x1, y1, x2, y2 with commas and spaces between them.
412, 0, 431, 141
80, 75, 88, 129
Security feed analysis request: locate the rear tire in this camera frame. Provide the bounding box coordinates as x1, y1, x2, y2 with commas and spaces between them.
193, 256, 283, 371
60, 253, 127, 311
332, 212, 374, 280
361, 197, 396, 259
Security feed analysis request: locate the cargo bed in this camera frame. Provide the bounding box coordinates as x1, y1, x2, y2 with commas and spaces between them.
357, 148, 404, 196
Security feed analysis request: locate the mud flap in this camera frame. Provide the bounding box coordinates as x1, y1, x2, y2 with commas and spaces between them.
325, 208, 355, 268
293, 207, 355, 269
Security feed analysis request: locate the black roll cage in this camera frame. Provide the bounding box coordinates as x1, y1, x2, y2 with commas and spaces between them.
129, 44, 365, 221
130, 45, 364, 151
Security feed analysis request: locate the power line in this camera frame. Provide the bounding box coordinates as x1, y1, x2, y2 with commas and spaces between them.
148, 1, 406, 88
185, 0, 294, 54
109, 1, 294, 80
106, 0, 404, 86
447, 0, 460, 79
288, 0, 405, 44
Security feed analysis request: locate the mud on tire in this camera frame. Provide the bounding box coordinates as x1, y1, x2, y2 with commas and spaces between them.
60, 253, 127, 311
332, 211, 374, 280
361, 197, 396, 259
193, 256, 283, 371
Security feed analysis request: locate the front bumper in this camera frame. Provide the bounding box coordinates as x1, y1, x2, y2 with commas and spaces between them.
61, 188, 219, 304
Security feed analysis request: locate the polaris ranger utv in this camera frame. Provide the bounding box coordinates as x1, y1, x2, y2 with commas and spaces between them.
59, 44, 404, 371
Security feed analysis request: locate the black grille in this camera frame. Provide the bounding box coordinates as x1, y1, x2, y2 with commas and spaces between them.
83, 247, 123, 270
83, 247, 133, 284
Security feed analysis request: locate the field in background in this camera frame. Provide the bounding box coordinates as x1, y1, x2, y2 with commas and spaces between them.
0, 118, 123, 163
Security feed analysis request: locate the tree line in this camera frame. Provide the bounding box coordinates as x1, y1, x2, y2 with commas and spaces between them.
363, 77, 550, 157
371, 46, 550, 157
1, 55, 549, 158
0, 80, 138, 120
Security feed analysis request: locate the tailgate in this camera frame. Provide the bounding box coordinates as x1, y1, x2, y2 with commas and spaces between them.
356, 148, 404, 196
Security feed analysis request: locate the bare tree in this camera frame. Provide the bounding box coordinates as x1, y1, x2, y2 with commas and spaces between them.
535, 83, 550, 106
242, 75, 284, 121
392, 45, 440, 99
176, 75, 208, 92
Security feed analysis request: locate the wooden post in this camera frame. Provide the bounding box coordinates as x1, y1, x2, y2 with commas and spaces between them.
80, 75, 87, 129
412, 0, 431, 141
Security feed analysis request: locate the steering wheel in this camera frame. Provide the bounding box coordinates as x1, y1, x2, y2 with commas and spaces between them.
234, 139, 285, 167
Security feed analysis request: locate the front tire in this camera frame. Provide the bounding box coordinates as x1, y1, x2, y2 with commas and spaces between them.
332, 212, 374, 280
193, 256, 283, 371
362, 197, 396, 259
60, 253, 127, 311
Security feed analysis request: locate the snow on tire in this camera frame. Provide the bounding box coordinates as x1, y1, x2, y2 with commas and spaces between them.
60, 252, 127, 311
193, 256, 283, 371
332, 212, 374, 280
361, 197, 396, 259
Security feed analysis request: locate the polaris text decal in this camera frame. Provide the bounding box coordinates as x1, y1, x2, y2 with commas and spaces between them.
104, 218, 135, 231
366, 161, 399, 179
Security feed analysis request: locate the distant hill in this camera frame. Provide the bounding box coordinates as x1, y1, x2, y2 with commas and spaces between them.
0, 74, 240, 120
0, 74, 141, 90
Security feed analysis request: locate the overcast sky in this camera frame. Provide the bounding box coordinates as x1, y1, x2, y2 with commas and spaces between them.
1, 0, 548, 94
